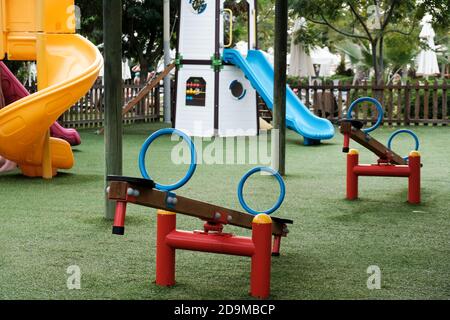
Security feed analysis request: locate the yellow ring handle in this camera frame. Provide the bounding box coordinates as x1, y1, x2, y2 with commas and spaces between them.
224, 9, 233, 48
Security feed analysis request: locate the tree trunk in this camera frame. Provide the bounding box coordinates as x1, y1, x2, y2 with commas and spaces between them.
371, 41, 382, 101
371, 38, 385, 102
139, 55, 148, 84
378, 36, 384, 85
371, 41, 379, 84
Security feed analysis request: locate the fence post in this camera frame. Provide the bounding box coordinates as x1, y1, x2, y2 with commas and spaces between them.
443, 79, 448, 126
433, 80, 439, 125
387, 83, 394, 126
395, 82, 401, 125
303, 79, 310, 109
404, 80, 411, 126
345, 81, 352, 116
337, 80, 343, 119
158, 85, 162, 120
312, 80, 319, 115
362, 80, 369, 122
414, 81, 420, 125
353, 80, 360, 118
423, 80, 429, 125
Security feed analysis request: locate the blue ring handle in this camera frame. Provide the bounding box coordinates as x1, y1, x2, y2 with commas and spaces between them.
347, 97, 384, 133
237, 167, 286, 216
387, 129, 420, 161
139, 128, 197, 191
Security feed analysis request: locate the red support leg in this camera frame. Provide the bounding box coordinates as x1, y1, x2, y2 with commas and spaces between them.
347, 149, 359, 200
272, 235, 281, 257
156, 210, 176, 286
112, 201, 127, 235
250, 214, 272, 299
408, 151, 421, 204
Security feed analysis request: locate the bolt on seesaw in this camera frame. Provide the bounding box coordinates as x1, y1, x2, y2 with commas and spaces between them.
106, 128, 292, 299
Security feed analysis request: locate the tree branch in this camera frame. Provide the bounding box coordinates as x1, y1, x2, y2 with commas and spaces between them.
348, 2, 373, 41
305, 16, 370, 40
384, 25, 416, 36
381, 0, 399, 31
258, 6, 275, 24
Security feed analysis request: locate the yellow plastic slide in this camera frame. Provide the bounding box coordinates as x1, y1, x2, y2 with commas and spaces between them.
0, 0, 103, 178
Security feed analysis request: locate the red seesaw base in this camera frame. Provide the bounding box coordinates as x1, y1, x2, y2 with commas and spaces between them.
346, 149, 421, 204
155, 210, 273, 299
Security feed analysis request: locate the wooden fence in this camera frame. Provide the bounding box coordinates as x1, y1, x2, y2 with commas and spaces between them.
286, 79, 449, 126
26, 79, 449, 128
27, 83, 162, 128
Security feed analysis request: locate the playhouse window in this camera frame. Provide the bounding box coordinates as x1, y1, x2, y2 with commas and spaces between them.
229, 80, 246, 100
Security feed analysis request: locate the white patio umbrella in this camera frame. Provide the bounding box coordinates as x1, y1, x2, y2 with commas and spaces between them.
289, 18, 315, 77
416, 14, 440, 77
121, 58, 132, 81
309, 46, 340, 77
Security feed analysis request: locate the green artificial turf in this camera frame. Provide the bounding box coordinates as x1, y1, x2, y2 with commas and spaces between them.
0, 123, 449, 300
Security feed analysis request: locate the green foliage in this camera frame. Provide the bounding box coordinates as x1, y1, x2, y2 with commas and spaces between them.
289, 0, 450, 84
418, 0, 450, 33
76, 0, 178, 77
292, 22, 326, 54
329, 74, 354, 83
224, 0, 250, 47
257, 0, 276, 50
224, 0, 278, 51
287, 75, 307, 87
384, 32, 420, 71
408, 80, 450, 119
76, 0, 103, 45
335, 59, 354, 77
334, 41, 373, 71
435, 33, 450, 66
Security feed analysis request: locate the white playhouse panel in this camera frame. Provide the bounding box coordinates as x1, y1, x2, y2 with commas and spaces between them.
175, 65, 215, 137
179, 0, 216, 60
218, 65, 257, 137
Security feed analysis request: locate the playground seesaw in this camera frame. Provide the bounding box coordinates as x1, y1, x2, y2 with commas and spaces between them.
340, 97, 422, 204
107, 128, 292, 299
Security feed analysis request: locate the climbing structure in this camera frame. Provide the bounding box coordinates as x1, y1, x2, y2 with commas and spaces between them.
0, 0, 102, 178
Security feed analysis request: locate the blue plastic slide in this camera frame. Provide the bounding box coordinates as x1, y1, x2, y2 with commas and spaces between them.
223, 49, 335, 145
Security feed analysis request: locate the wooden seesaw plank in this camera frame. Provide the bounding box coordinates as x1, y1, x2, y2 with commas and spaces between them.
340, 121, 407, 165
107, 176, 293, 237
